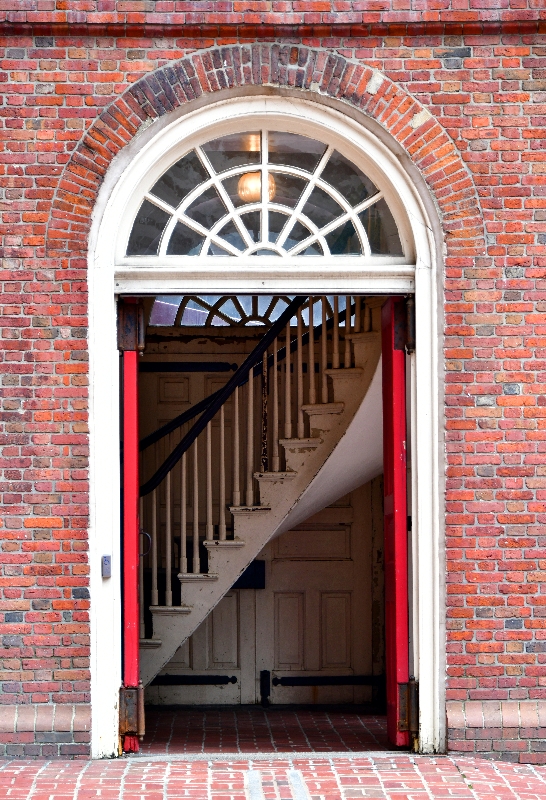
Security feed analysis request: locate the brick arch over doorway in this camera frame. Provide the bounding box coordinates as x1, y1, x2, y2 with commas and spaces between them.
46, 44, 485, 260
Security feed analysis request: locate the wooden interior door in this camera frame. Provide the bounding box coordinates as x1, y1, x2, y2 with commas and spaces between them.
255, 482, 384, 706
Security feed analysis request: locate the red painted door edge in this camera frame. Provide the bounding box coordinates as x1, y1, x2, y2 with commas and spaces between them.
123, 349, 140, 753
381, 297, 410, 748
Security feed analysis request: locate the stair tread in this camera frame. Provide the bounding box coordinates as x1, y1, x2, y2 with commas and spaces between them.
230, 505, 271, 513
254, 471, 297, 481
301, 402, 344, 414
324, 367, 363, 377
150, 605, 192, 614
178, 572, 219, 582
140, 638, 162, 648
279, 437, 321, 447
204, 538, 245, 548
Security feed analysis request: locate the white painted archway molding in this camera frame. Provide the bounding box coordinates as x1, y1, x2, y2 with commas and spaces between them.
88, 93, 444, 759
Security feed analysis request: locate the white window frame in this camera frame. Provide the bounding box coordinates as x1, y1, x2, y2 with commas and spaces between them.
87, 95, 443, 758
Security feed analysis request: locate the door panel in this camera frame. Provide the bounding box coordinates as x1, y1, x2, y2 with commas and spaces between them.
321, 592, 351, 669
274, 593, 305, 669
209, 592, 239, 668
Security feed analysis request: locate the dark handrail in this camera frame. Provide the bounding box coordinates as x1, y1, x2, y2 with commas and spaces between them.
140, 296, 307, 496
139, 301, 354, 453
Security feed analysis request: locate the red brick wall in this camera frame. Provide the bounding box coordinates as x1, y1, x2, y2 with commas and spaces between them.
0, 8, 545, 759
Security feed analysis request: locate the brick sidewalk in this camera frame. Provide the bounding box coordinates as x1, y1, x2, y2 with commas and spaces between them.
3, 755, 546, 799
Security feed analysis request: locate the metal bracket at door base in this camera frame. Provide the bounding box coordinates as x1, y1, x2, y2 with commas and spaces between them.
119, 683, 145, 741
398, 677, 419, 739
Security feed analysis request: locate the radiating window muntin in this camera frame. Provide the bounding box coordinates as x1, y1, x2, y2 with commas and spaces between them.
127, 130, 404, 260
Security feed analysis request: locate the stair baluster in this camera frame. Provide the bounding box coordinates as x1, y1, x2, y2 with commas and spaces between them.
219, 406, 227, 540
206, 421, 213, 541
165, 466, 172, 607
297, 308, 304, 438
272, 340, 279, 472
284, 324, 292, 440
261, 348, 268, 473
181, 452, 187, 573
192, 440, 199, 573
321, 297, 328, 403
233, 387, 241, 506
344, 295, 352, 368
308, 298, 316, 405
355, 295, 361, 334
151, 489, 158, 605
246, 374, 254, 506
333, 296, 340, 370
364, 303, 371, 333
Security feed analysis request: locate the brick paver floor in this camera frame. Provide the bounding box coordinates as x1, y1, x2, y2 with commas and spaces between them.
141, 707, 389, 754
3, 754, 546, 799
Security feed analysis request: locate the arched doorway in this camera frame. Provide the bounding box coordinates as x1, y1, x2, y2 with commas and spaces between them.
88, 95, 441, 757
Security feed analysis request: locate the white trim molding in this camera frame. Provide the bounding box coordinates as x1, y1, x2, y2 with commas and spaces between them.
88, 94, 444, 757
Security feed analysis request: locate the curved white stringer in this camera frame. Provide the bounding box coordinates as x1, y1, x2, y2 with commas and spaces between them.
88, 94, 442, 759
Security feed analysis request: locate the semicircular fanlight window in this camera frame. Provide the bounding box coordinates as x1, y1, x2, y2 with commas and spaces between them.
148, 295, 347, 328
127, 130, 405, 259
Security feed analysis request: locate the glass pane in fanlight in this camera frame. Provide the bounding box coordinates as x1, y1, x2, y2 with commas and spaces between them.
211, 315, 230, 326
222, 174, 247, 208
218, 298, 241, 322
150, 151, 209, 208
302, 187, 343, 229
268, 297, 289, 321
359, 198, 404, 255
237, 296, 253, 315
268, 211, 289, 243
255, 249, 282, 256
186, 186, 227, 229
270, 173, 308, 209
149, 295, 183, 326
127, 200, 171, 256
166, 222, 205, 255
320, 151, 377, 207
208, 242, 234, 256
258, 296, 274, 316
302, 243, 323, 255
268, 132, 326, 173
285, 220, 313, 250
202, 132, 261, 173
241, 211, 261, 243
325, 220, 361, 255
218, 219, 246, 251
180, 302, 209, 325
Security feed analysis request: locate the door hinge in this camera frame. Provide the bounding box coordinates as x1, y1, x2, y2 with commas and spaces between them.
119, 683, 145, 740
118, 299, 145, 352
398, 676, 419, 737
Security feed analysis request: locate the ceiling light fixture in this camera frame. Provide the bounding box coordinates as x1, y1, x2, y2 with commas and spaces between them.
237, 172, 276, 203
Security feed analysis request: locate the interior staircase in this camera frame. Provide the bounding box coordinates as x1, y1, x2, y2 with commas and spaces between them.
138, 297, 383, 687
